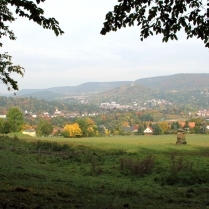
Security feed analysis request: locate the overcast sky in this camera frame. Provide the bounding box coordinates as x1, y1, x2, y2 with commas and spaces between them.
0, 0, 208, 93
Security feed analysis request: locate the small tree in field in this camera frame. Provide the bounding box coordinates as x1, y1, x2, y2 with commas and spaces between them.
36, 119, 53, 137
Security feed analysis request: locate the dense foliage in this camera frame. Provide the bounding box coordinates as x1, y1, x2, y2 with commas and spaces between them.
101, 0, 209, 48
63, 123, 82, 138
35, 119, 53, 137
6, 107, 24, 132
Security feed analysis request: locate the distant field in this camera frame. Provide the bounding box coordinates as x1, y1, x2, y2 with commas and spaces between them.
22, 134, 209, 152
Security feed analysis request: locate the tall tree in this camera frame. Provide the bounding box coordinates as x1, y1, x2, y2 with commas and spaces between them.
158, 122, 169, 134
139, 113, 153, 122
152, 123, 162, 135
6, 107, 24, 132
36, 119, 53, 137
101, 0, 209, 48
171, 121, 181, 130
137, 124, 144, 135
76, 118, 96, 137
0, 0, 63, 91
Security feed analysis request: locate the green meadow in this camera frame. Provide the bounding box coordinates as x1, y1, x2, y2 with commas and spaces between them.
0, 134, 209, 209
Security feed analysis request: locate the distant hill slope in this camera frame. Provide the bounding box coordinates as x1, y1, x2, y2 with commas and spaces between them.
49, 81, 132, 95
14, 81, 132, 99
5, 73, 209, 102
1, 73, 209, 110
18, 91, 62, 100
90, 83, 156, 104
135, 73, 209, 90
15, 89, 44, 96
91, 74, 209, 108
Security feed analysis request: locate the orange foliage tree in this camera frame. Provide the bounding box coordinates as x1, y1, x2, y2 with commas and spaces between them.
63, 123, 82, 138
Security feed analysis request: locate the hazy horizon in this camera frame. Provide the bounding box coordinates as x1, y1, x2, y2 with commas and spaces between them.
1, 72, 209, 95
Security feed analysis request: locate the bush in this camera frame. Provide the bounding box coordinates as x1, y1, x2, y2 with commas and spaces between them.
158, 153, 209, 186
170, 152, 193, 174
36, 140, 70, 152
119, 155, 155, 177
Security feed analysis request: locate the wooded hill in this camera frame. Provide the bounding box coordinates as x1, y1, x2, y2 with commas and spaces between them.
2, 73, 209, 99
10, 81, 132, 98
135, 73, 209, 90
90, 74, 209, 109
1, 73, 209, 110
90, 83, 209, 109
0, 96, 101, 115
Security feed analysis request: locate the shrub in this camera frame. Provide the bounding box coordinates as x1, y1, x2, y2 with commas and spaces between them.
170, 152, 193, 174
119, 155, 155, 177
13, 135, 19, 141
90, 161, 103, 176
158, 153, 209, 186
36, 140, 69, 152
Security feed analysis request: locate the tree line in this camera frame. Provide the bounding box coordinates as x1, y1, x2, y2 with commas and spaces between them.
0, 107, 208, 137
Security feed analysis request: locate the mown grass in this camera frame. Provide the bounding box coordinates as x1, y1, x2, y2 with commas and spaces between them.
0, 134, 209, 208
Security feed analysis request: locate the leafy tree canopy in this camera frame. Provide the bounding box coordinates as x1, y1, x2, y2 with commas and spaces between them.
36, 119, 53, 137
0, 0, 63, 91
137, 124, 144, 135
63, 123, 82, 138
152, 123, 162, 135
6, 107, 24, 132
139, 113, 153, 122
101, 0, 209, 48
76, 118, 96, 137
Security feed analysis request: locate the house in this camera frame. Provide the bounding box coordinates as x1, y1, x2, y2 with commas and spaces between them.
121, 126, 138, 134
22, 129, 36, 137
144, 127, 153, 135
0, 115, 6, 119
179, 121, 195, 129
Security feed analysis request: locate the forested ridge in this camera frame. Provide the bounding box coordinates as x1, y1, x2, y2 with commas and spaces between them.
1, 74, 209, 114
0, 96, 99, 115
0, 87, 209, 115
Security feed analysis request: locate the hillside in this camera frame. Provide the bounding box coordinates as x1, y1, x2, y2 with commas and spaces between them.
90, 83, 156, 104
90, 78, 209, 109
135, 73, 209, 90
18, 91, 62, 100
0, 96, 68, 115
17, 73, 209, 98
1, 73, 209, 109
14, 81, 132, 98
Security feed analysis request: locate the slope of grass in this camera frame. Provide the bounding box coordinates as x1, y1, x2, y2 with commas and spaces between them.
0, 134, 209, 209
23, 134, 209, 152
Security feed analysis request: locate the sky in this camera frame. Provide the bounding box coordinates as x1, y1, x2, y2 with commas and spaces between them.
0, 0, 209, 93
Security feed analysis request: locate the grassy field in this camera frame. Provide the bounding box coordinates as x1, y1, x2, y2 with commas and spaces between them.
22, 134, 209, 150
0, 134, 209, 209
